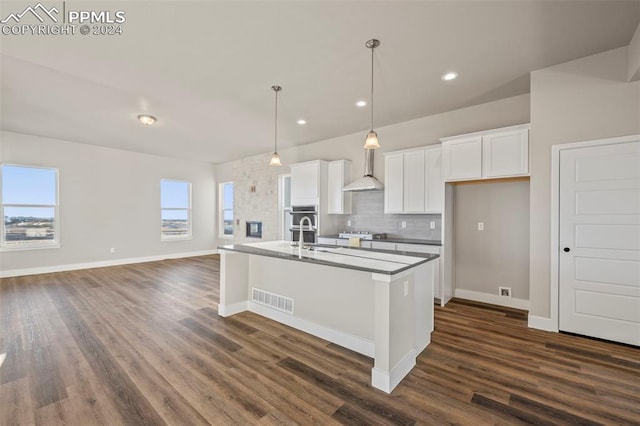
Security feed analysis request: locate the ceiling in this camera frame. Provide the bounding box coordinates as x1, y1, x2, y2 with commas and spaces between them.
1, 1, 639, 164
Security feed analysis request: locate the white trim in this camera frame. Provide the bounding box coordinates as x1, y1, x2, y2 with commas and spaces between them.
247, 301, 375, 357
371, 349, 416, 393
454, 288, 530, 311
218, 181, 234, 238
528, 315, 557, 332
0, 249, 218, 278
549, 134, 640, 334
218, 301, 248, 317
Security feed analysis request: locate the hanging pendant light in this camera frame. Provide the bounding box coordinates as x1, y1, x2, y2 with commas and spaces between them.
269, 85, 283, 166
363, 39, 380, 149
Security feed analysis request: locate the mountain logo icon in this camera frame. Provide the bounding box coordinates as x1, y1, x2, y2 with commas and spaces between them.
1, 3, 59, 24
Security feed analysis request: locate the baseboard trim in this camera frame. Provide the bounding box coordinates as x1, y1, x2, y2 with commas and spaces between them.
218, 301, 248, 317
528, 315, 558, 332
247, 301, 374, 358
0, 249, 218, 278
454, 289, 530, 311
371, 349, 417, 393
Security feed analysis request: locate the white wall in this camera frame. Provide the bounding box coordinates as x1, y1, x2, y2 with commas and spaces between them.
454, 180, 530, 300
0, 131, 217, 276
529, 46, 640, 318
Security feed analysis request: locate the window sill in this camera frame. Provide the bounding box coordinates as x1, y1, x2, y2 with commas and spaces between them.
218, 235, 234, 240
0, 243, 61, 252
161, 236, 193, 242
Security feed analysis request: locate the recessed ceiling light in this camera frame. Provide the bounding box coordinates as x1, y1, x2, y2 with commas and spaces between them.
137, 114, 157, 126
356, 100, 367, 107
442, 72, 458, 81
297, 119, 307, 125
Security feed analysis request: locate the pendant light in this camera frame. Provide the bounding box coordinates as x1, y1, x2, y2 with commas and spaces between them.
363, 39, 381, 149
269, 85, 283, 166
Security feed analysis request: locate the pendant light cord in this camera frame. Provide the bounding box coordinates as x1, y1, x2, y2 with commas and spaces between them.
274, 89, 278, 153
370, 44, 374, 131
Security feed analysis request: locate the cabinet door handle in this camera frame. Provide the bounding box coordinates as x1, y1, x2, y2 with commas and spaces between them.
563, 247, 570, 253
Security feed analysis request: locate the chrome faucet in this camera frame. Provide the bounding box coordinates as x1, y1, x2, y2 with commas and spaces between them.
298, 216, 312, 255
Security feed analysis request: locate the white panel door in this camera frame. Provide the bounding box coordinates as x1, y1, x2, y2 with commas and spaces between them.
559, 140, 640, 346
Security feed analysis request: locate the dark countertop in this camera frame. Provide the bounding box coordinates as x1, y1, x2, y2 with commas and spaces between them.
218, 241, 439, 275
319, 235, 442, 246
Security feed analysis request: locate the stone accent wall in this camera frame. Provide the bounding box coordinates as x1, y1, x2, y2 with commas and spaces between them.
230, 153, 284, 244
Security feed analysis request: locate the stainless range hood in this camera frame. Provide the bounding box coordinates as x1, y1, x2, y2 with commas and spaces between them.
343, 149, 384, 192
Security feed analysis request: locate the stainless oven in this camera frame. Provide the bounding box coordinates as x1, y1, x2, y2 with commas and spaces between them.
290, 205, 317, 245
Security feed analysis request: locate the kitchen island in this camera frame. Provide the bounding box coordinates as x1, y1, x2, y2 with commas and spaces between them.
218, 241, 438, 393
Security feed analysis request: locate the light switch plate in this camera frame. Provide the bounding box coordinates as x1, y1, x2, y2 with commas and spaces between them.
478, 222, 484, 231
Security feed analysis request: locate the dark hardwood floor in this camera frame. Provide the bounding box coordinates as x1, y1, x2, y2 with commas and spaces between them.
1, 255, 638, 425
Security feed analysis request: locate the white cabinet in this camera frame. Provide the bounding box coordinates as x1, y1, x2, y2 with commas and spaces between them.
403, 150, 426, 213
440, 124, 529, 182
327, 160, 352, 214
384, 153, 404, 213
290, 160, 327, 206
371, 241, 397, 251
384, 145, 443, 214
317, 237, 336, 245
482, 128, 529, 178
441, 136, 482, 181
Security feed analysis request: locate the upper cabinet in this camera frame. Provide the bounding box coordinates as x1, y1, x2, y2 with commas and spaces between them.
290, 160, 327, 206
384, 145, 443, 214
327, 160, 352, 214
440, 124, 530, 182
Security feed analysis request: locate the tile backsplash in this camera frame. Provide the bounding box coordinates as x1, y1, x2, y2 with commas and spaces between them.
334, 191, 442, 241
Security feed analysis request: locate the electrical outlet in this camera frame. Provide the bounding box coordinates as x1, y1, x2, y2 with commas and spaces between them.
347, 220, 351, 227
404, 281, 409, 296
401, 221, 407, 229
110, 248, 115, 253
499, 286, 512, 297
477, 222, 484, 231
430, 221, 436, 230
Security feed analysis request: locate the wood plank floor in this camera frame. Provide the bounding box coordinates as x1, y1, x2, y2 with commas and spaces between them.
1, 255, 638, 425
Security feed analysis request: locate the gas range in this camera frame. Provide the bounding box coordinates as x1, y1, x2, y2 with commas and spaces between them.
338, 231, 387, 241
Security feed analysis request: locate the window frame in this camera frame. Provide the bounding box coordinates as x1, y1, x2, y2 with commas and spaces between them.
160, 178, 192, 241
219, 181, 234, 239
0, 163, 60, 251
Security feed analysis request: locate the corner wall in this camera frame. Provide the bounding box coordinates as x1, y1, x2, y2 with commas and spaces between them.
529, 46, 640, 319
0, 131, 217, 276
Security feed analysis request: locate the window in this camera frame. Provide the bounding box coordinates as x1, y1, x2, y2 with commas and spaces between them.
219, 182, 233, 238
1, 164, 59, 249
279, 175, 291, 241
161, 179, 191, 240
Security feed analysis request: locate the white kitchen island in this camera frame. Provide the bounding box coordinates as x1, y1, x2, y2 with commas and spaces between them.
217, 240, 438, 393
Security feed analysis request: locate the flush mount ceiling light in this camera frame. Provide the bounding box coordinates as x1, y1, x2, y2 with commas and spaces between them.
356, 100, 367, 107
297, 119, 307, 125
442, 72, 458, 81
269, 85, 282, 166
137, 114, 156, 126
363, 39, 381, 149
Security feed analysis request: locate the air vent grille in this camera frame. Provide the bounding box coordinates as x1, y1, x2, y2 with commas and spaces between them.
252, 288, 294, 314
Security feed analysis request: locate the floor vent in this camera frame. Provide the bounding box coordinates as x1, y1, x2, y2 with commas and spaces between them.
252, 288, 294, 314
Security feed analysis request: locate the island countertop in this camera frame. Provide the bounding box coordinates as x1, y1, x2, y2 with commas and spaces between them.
218, 240, 438, 275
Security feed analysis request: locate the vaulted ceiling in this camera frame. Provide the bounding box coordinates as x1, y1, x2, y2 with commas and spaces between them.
1, 1, 638, 164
